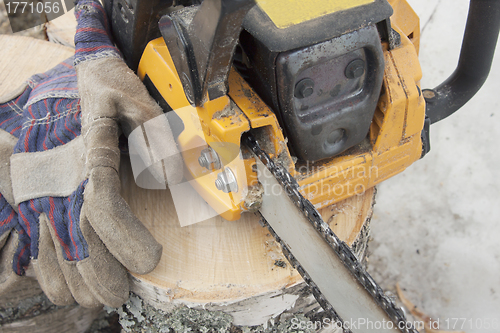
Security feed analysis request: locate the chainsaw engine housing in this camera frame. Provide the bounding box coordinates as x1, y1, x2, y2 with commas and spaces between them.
237, 0, 392, 161
136, 0, 426, 220
275, 26, 384, 161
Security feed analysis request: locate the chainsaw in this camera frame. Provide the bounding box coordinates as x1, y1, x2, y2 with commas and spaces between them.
102, 0, 500, 332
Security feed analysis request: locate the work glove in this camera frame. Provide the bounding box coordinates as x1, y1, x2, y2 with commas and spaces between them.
0, 99, 31, 291
0, 0, 183, 308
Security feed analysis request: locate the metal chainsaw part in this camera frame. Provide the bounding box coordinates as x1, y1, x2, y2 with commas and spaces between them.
244, 134, 418, 333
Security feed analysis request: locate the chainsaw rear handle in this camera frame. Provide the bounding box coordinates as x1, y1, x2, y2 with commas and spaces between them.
424, 0, 500, 124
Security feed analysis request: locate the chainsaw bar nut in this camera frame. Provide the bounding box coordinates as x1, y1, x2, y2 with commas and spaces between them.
215, 168, 238, 193
198, 147, 221, 170
345, 59, 365, 79
294, 78, 315, 99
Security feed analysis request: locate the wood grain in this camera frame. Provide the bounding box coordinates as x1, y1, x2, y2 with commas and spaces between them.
120, 156, 375, 326
45, 10, 76, 48
0, 35, 74, 96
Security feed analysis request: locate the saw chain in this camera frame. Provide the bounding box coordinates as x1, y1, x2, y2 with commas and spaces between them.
243, 134, 418, 333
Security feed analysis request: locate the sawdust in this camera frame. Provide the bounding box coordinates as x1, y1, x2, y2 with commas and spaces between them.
250, 127, 275, 154
213, 104, 237, 120
273, 259, 287, 268
243, 183, 264, 212
174, 5, 198, 27
273, 139, 296, 171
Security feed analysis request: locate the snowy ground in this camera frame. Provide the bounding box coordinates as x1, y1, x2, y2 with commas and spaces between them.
368, 1, 500, 332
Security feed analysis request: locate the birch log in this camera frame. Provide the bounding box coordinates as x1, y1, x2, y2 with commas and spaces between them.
119, 156, 375, 332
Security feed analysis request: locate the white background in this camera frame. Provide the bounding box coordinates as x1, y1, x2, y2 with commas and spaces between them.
369, 0, 500, 332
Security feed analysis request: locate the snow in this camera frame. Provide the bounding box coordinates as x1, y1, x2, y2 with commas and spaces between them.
368, 0, 500, 332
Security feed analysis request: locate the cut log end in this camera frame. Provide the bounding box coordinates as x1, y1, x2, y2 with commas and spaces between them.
119, 156, 376, 331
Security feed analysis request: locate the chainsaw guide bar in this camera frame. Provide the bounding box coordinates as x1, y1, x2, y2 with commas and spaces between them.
244, 134, 418, 333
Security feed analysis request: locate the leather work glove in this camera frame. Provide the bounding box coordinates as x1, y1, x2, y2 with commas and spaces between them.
0, 0, 183, 308
0, 104, 31, 291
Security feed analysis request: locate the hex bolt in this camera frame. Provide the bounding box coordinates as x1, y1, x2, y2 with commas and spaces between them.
198, 147, 221, 170
294, 78, 315, 99
214, 177, 225, 191
345, 59, 365, 79
215, 168, 238, 193
326, 128, 345, 145
198, 155, 210, 169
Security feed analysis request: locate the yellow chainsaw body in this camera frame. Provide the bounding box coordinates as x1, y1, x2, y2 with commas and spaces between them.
137, 0, 425, 221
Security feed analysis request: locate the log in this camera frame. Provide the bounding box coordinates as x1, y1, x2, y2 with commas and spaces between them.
45, 10, 76, 48
0, 276, 104, 333
0, 35, 74, 93
119, 156, 375, 332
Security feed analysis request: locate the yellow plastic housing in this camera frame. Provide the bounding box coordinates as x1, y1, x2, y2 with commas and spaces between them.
256, 0, 374, 28
137, 0, 424, 220
138, 39, 286, 220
